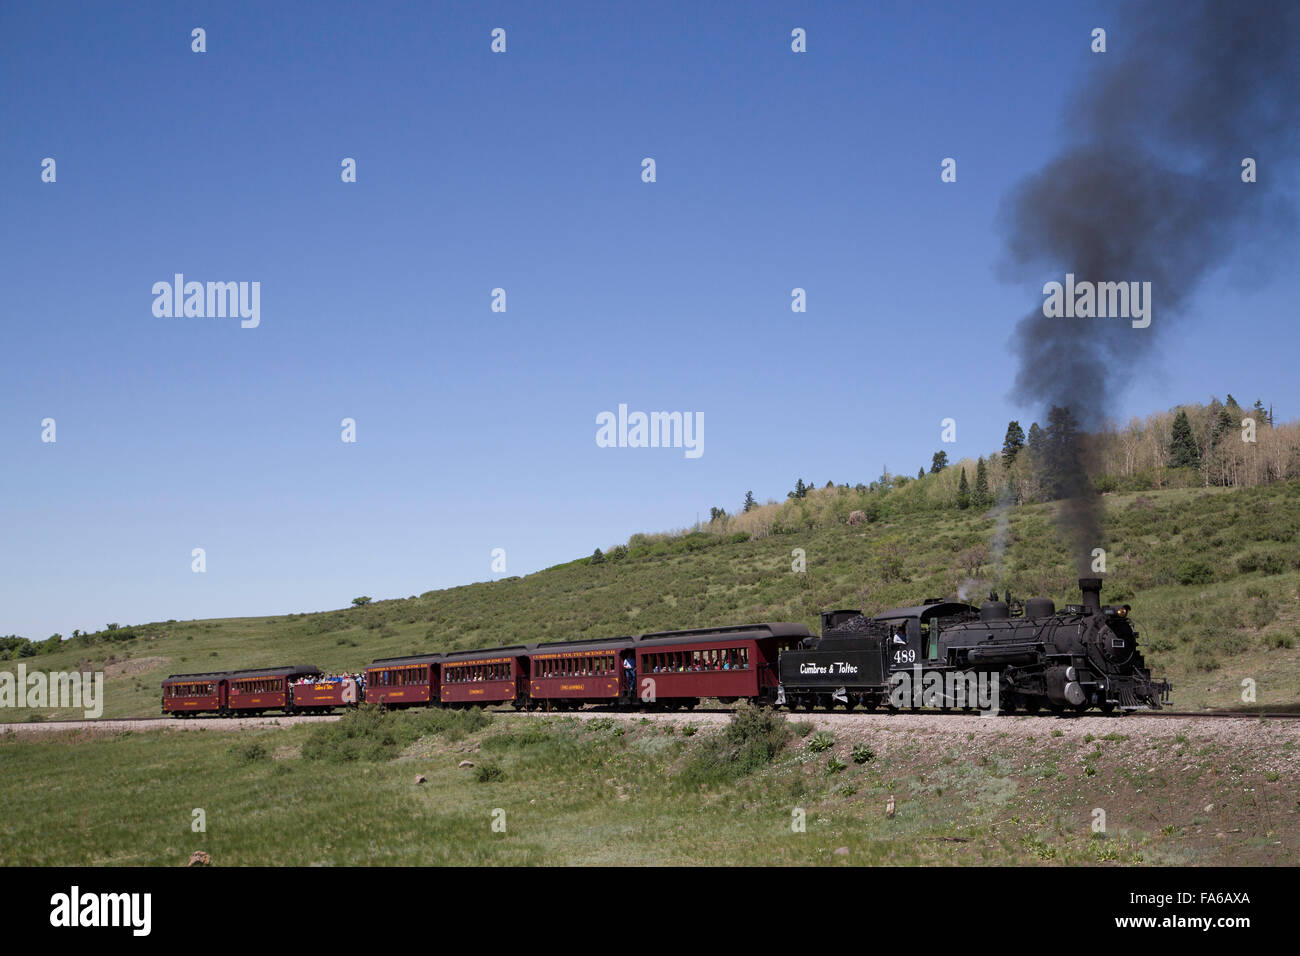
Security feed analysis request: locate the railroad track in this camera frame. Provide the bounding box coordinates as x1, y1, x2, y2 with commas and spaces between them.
1, 714, 341, 728
506, 706, 1300, 720
1130, 710, 1300, 721
1, 716, 165, 726
6, 708, 1299, 728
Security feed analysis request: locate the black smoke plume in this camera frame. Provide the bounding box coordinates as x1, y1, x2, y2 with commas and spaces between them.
998, 0, 1300, 573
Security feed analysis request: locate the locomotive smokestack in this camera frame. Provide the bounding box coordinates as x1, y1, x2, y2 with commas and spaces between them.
1078, 577, 1102, 614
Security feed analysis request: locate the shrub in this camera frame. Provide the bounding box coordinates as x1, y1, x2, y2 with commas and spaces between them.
1175, 561, 1215, 586
481, 723, 548, 750
1191, 644, 1220, 673
1237, 551, 1287, 575
851, 743, 875, 764
807, 731, 834, 753
1264, 632, 1295, 650
1248, 597, 1278, 629
410, 708, 492, 741
231, 741, 268, 764
825, 757, 847, 774
475, 763, 504, 783
678, 703, 794, 787
303, 705, 410, 763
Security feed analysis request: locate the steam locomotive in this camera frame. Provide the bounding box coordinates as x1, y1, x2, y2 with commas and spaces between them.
777, 577, 1171, 713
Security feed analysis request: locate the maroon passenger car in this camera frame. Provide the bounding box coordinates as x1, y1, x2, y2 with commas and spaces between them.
162, 672, 226, 716
440, 647, 529, 708
528, 637, 634, 709
634, 623, 808, 707
365, 655, 439, 707
290, 677, 362, 712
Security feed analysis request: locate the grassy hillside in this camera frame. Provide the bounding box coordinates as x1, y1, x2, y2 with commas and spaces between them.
5, 481, 1300, 719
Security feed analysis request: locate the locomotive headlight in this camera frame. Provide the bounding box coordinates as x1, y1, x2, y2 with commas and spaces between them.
1065, 666, 1078, 682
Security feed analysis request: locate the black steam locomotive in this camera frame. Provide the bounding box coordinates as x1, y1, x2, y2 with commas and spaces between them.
777, 577, 1171, 714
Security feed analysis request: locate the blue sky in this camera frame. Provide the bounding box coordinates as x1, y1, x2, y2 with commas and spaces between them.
2, 1, 1296, 639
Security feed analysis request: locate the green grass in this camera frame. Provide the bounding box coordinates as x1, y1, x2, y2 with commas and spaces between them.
3, 707, 1294, 866
5, 481, 1300, 718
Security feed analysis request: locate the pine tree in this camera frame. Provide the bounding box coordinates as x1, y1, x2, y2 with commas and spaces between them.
1027, 422, 1045, 455
1215, 403, 1235, 441
1168, 409, 1200, 468
975, 456, 989, 507
590, 548, 605, 564
957, 468, 970, 509
917, 467, 925, 479
1204, 397, 1229, 444
930, 451, 948, 474
1042, 405, 1083, 500
742, 490, 756, 513
1002, 421, 1025, 466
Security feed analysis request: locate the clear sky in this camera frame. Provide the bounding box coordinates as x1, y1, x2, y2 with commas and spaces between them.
3, 1, 1296, 640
